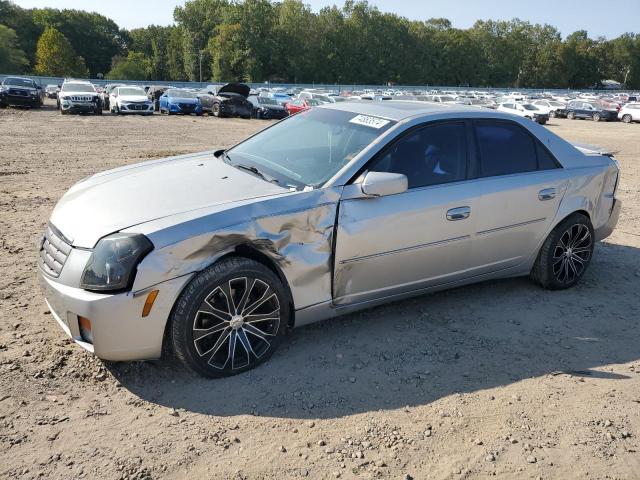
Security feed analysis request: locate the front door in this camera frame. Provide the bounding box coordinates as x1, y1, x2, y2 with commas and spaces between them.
333, 121, 477, 306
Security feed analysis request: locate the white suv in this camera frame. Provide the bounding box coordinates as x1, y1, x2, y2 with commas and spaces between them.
497, 102, 548, 124
57, 80, 102, 115
109, 86, 154, 115
618, 103, 640, 123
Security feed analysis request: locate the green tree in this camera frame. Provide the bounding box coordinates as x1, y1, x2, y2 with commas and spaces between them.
0, 24, 28, 73
34, 26, 88, 77
208, 23, 246, 81
0, 0, 40, 68
30, 8, 126, 77
556, 31, 599, 89
106, 51, 150, 80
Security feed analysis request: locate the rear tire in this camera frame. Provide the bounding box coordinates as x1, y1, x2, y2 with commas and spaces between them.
567, 111, 575, 120
170, 257, 289, 378
549, 110, 557, 118
530, 213, 594, 290
592, 113, 601, 122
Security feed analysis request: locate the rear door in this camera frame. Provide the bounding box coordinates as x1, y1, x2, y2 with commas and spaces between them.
466, 119, 568, 275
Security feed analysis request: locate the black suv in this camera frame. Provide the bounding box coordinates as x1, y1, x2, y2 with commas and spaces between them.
566, 100, 617, 122
0, 76, 44, 108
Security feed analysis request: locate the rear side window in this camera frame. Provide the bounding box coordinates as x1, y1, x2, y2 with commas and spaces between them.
536, 142, 559, 170
474, 121, 538, 177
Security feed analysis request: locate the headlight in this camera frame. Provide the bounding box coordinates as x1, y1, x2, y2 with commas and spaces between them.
80, 233, 153, 292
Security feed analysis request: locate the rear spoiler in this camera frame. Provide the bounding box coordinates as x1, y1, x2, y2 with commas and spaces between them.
571, 142, 616, 157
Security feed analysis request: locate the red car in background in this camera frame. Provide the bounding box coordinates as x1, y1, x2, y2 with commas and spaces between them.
285, 97, 325, 115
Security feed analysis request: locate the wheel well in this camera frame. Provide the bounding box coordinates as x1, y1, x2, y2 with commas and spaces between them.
220, 245, 296, 329
572, 210, 591, 221
161, 244, 297, 358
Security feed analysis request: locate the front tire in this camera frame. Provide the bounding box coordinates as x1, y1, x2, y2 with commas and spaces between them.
171, 257, 289, 378
530, 213, 594, 290
622, 114, 632, 124
567, 111, 576, 120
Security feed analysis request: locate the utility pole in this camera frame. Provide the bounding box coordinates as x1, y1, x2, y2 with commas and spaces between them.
199, 51, 203, 83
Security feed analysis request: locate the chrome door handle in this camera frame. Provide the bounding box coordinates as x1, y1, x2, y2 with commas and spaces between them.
446, 206, 471, 221
538, 188, 556, 201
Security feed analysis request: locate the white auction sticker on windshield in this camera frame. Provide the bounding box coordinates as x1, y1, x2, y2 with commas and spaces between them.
349, 114, 390, 129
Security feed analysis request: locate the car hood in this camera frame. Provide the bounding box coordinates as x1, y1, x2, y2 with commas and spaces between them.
50, 152, 288, 248
263, 104, 286, 110
6, 85, 36, 91
218, 82, 250, 98
169, 97, 198, 103
119, 95, 149, 102
61, 91, 98, 96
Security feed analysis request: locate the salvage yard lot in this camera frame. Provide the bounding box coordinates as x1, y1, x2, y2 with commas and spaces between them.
0, 100, 639, 480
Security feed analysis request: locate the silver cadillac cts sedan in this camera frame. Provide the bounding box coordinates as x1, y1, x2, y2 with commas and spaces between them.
38, 102, 621, 377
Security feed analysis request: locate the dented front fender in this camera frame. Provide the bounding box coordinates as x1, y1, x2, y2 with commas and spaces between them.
129, 187, 342, 311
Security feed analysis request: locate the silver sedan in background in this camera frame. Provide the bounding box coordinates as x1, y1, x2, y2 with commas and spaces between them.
38, 102, 621, 377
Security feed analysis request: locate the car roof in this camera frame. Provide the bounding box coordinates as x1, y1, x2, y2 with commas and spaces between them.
319, 100, 484, 121
3, 76, 34, 82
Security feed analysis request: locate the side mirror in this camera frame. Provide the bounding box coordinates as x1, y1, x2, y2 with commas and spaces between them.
361, 171, 408, 197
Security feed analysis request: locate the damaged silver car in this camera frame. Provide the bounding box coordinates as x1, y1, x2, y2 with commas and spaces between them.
38, 102, 621, 377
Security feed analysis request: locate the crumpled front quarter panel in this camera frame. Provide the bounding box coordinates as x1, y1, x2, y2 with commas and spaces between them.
131, 188, 342, 311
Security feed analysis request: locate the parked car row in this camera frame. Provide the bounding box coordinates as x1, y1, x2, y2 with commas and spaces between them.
3, 76, 640, 125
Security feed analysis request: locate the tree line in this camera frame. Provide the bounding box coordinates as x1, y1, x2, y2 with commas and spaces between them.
1, 0, 639, 88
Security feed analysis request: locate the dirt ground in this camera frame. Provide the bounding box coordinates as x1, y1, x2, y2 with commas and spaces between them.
0, 100, 639, 480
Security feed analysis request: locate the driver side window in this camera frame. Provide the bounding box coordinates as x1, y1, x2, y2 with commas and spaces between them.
368, 122, 468, 189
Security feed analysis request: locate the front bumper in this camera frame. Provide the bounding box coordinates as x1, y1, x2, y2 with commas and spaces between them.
595, 198, 621, 241
219, 102, 252, 117
60, 101, 100, 113
0, 93, 39, 106
119, 103, 154, 114
39, 269, 193, 361
259, 108, 288, 120
169, 103, 202, 115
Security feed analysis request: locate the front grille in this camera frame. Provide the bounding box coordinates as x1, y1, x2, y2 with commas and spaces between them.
39, 224, 72, 278
127, 103, 148, 111
70, 96, 94, 102
179, 103, 195, 111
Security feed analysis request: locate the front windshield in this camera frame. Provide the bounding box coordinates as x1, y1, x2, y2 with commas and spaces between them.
62, 83, 95, 92
257, 97, 278, 105
227, 108, 395, 188
522, 104, 538, 111
168, 89, 197, 98
4, 78, 35, 88
119, 87, 146, 96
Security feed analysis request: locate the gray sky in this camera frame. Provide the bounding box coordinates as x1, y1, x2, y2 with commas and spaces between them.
11, 0, 640, 38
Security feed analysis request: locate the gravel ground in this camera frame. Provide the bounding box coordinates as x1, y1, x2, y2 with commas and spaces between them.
1, 100, 639, 480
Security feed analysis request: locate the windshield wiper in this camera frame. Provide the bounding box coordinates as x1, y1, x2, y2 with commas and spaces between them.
234, 163, 280, 184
